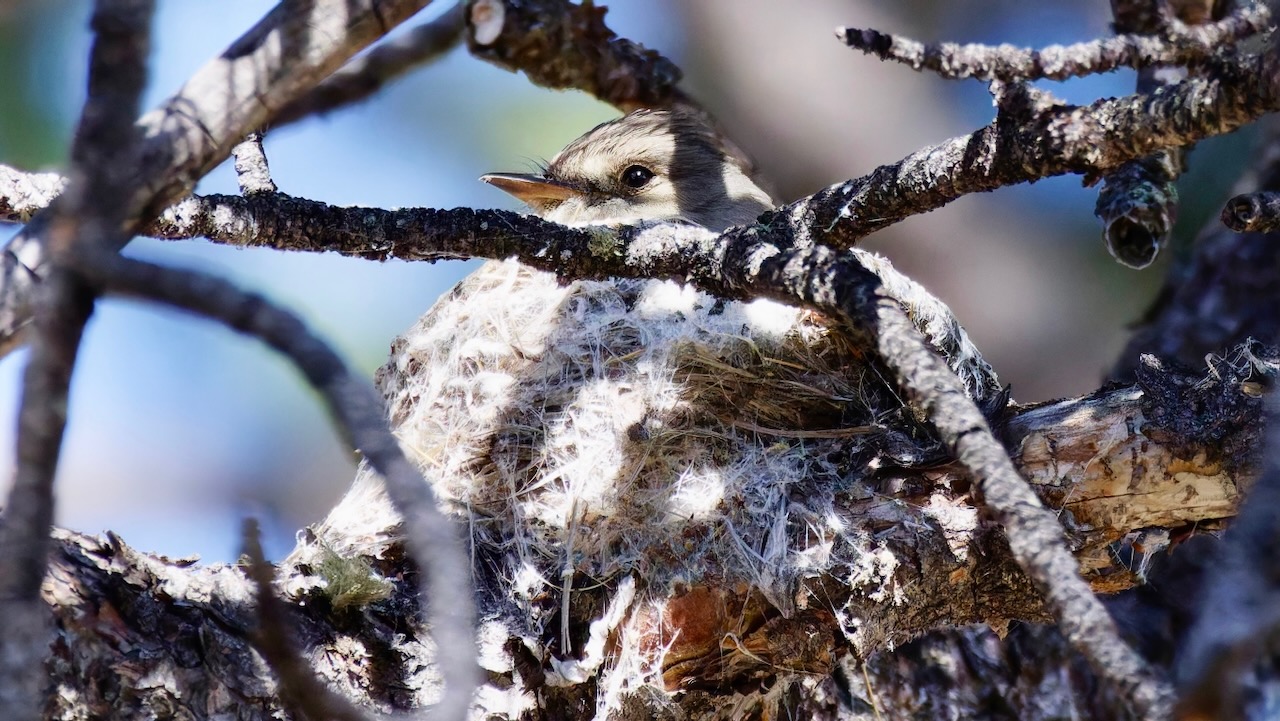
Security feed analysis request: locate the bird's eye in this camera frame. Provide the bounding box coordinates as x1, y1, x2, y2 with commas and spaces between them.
620, 165, 655, 189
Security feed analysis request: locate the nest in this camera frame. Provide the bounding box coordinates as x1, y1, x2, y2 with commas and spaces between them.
307, 257, 982, 713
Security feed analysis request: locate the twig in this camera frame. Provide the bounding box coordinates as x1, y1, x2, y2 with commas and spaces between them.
232, 132, 277, 196
1221, 190, 1280, 231
786, 44, 1280, 250
837, 2, 1268, 82
272, 2, 466, 128
72, 251, 479, 721
241, 518, 373, 721
0, 0, 153, 717
0, 0, 436, 360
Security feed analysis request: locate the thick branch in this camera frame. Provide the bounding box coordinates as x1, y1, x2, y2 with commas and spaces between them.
464, 0, 686, 112
0, 0, 152, 716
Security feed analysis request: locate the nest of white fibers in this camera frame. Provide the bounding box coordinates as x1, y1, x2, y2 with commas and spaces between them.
311, 255, 964, 701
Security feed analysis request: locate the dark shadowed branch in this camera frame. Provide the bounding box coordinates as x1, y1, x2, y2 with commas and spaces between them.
240, 519, 373, 721
1113, 116, 1280, 380
0, 0, 153, 718
1177, 380, 1280, 719
69, 250, 479, 720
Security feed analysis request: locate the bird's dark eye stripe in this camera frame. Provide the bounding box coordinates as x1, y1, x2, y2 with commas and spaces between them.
621, 164, 655, 189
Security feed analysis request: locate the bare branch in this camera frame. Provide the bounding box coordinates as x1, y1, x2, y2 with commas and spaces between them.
837, 2, 1268, 82
72, 251, 478, 721
465, 0, 687, 112
272, 2, 466, 128
784, 46, 1280, 249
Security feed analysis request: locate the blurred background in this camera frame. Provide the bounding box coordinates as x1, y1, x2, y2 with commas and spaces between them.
0, 0, 1256, 561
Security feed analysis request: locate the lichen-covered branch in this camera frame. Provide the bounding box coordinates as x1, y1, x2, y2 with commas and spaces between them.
231, 132, 276, 196
838, 2, 1268, 82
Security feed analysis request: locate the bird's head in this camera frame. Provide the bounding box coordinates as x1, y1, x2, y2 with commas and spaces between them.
482, 108, 774, 232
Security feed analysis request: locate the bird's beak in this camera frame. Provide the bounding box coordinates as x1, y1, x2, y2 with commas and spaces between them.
480, 173, 582, 205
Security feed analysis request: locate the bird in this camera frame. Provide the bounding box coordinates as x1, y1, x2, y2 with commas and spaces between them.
480, 107, 774, 232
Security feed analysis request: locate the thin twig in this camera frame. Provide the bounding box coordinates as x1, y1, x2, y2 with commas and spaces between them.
73, 251, 479, 721
272, 2, 466, 128
241, 518, 373, 721
838, 2, 1268, 82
